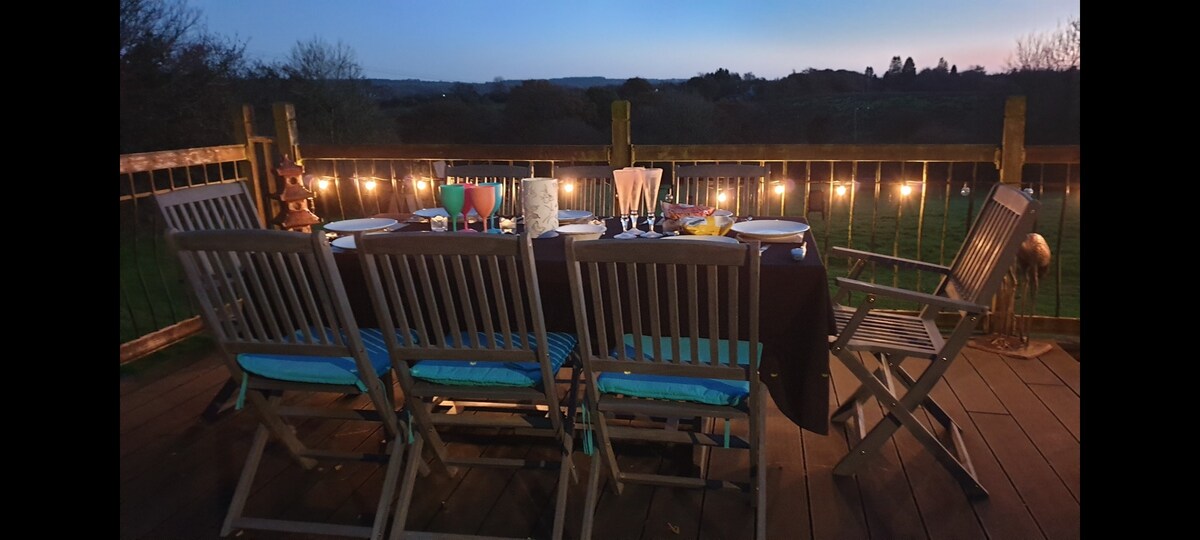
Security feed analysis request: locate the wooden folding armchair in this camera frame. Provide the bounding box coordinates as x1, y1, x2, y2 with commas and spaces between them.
154, 181, 265, 420
553, 165, 616, 217
564, 237, 766, 540
355, 232, 581, 540
154, 181, 264, 231
444, 163, 534, 217
166, 228, 411, 539
827, 183, 1040, 498
672, 164, 769, 216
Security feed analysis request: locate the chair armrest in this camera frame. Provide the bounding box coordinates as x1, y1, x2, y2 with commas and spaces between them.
835, 277, 989, 313
830, 247, 950, 275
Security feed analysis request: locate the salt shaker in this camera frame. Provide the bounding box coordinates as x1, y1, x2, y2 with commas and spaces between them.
790, 243, 807, 261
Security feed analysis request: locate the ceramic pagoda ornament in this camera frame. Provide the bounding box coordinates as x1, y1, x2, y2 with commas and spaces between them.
274, 155, 321, 232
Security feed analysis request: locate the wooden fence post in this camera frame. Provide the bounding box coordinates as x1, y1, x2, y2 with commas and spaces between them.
231, 104, 268, 227
998, 96, 1026, 185
610, 100, 631, 168
273, 102, 301, 163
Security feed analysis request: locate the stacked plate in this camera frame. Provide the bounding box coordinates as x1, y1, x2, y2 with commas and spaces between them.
557, 209, 594, 224
729, 220, 810, 243
324, 218, 398, 234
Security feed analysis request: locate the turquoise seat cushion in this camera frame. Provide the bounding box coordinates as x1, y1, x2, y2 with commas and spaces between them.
236, 328, 404, 387
409, 332, 578, 387
596, 335, 759, 406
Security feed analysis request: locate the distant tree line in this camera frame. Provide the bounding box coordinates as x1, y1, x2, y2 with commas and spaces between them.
120, 0, 1079, 153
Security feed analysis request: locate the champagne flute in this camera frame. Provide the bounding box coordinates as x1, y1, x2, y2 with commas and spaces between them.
641, 168, 664, 238
439, 184, 465, 232
468, 183, 497, 234
612, 169, 638, 236
629, 169, 646, 236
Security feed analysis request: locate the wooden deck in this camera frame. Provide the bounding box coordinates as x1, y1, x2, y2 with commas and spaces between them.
119, 342, 1080, 539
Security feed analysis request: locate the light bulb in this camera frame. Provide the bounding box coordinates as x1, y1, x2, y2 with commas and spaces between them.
835, 185, 847, 197
1023, 187, 1035, 196
960, 184, 971, 197
564, 182, 575, 193
364, 179, 377, 190
774, 184, 785, 195
900, 184, 913, 196
717, 192, 728, 203
416, 180, 428, 190
317, 178, 330, 190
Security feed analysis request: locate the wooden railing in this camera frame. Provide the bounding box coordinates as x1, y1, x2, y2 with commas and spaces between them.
118, 106, 281, 364
119, 97, 1080, 363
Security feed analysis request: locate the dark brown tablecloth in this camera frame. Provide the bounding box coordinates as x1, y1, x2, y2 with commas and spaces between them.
332, 216, 835, 435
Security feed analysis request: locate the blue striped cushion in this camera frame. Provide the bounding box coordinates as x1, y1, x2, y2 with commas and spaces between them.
410, 332, 578, 387
596, 335, 757, 406
236, 328, 403, 386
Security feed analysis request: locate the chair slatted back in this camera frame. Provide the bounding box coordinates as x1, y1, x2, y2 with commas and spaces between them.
554, 165, 616, 217
167, 229, 366, 362
444, 164, 533, 217
935, 184, 1041, 313
357, 232, 556, 383
672, 164, 770, 216
565, 238, 761, 384
154, 182, 263, 231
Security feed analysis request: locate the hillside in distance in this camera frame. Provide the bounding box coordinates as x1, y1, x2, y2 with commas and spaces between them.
368, 76, 685, 98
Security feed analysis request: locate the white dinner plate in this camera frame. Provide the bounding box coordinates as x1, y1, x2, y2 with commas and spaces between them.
558, 209, 594, 222
330, 232, 388, 250
323, 217, 398, 233
662, 235, 739, 244
729, 219, 809, 239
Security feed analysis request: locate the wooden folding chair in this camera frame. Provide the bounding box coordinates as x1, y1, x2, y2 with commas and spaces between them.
827, 183, 1040, 498
444, 163, 534, 217
355, 232, 581, 540
672, 164, 769, 216
553, 165, 616, 218
166, 228, 411, 539
154, 181, 266, 421
564, 237, 766, 540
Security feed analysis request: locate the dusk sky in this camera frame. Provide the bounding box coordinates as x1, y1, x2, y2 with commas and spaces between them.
193, 0, 1079, 83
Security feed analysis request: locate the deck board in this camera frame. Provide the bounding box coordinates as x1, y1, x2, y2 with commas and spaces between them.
964, 349, 1080, 502
120, 342, 1082, 540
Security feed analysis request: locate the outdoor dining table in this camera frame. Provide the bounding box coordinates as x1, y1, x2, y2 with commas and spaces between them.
331, 216, 836, 435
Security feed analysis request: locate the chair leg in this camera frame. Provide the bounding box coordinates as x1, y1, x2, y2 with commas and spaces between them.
550, 438, 574, 540
389, 435, 426, 540
202, 379, 239, 422
370, 439, 407, 540
244, 392, 316, 469
832, 348, 988, 498
220, 423, 270, 537
579, 448, 604, 540
752, 383, 768, 540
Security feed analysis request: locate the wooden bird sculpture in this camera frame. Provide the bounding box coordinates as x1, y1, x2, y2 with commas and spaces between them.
1015, 233, 1052, 344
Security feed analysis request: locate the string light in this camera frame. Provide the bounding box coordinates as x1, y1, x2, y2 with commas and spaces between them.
900, 183, 913, 196
564, 181, 575, 193
317, 178, 330, 190
835, 185, 847, 197
774, 184, 785, 195
364, 178, 377, 190
960, 183, 971, 197
416, 179, 428, 190
717, 191, 728, 203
